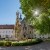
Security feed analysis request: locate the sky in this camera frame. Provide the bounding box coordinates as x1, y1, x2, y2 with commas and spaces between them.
0, 0, 24, 24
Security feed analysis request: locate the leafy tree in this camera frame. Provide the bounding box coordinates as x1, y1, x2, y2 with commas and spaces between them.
33, 13, 50, 34
20, 0, 50, 34
20, 0, 50, 21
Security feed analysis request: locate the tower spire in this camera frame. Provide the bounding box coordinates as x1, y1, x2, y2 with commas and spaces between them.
16, 11, 19, 24
15, 11, 21, 39
20, 13, 22, 22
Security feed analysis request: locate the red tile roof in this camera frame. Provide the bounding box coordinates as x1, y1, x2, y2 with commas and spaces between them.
0, 25, 14, 29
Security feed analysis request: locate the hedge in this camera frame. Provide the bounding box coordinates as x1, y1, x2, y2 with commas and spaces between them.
0, 39, 43, 46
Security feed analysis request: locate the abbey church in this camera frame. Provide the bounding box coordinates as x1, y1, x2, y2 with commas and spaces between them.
14, 12, 34, 40
0, 12, 33, 40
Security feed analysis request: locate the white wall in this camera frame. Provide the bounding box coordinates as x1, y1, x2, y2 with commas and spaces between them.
0, 29, 15, 38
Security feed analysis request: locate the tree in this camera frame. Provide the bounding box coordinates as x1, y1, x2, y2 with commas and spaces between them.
33, 12, 50, 34
20, 0, 50, 21
20, 0, 50, 34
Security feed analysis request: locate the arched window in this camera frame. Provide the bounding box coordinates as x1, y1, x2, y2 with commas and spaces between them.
6, 31, 7, 33
23, 32, 26, 37
23, 34, 26, 37
30, 31, 31, 33
6, 35, 9, 38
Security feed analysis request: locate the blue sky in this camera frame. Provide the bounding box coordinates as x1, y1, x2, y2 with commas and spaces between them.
0, 0, 24, 24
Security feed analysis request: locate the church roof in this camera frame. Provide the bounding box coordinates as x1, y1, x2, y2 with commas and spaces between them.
0, 25, 14, 29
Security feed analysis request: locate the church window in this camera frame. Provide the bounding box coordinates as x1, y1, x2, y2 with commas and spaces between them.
43, 37, 44, 38
23, 34, 26, 37
30, 31, 31, 33
12, 31, 13, 33
9, 31, 10, 33
6, 35, 9, 38
25, 27, 27, 30
24, 24, 26, 27
3, 31, 4, 33
23, 27, 24, 30
23, 27, 27, 30
0, 35, 1, 38
0, 32, 1, 33
6, 31, 7, 33
40, 37, 41, 38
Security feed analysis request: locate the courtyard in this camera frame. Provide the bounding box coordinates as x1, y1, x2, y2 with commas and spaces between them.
0, 41, 50, 50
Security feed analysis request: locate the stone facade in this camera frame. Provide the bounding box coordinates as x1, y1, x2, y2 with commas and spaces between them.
14, 12, 34, 40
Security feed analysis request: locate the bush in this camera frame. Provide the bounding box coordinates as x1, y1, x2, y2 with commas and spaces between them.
36, 38, 43, 43
12, 42, 20, 46
0, 39, 43, 46
5, 41, 11, 46
0, 42, 4, 46
12, 39, 43, 46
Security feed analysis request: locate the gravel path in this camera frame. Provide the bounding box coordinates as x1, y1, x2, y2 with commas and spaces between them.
0, 41, 50, 50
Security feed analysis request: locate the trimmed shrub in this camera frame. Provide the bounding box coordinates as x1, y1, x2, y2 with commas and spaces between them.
12, 42, 19, 46
0, 39, 43, 46
5, 41, 11, 46
36, 38, 43, 43
0, 42, 4, 46
11, 39, 43, 46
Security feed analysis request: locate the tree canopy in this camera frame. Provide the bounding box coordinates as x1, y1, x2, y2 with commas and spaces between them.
20, 0, 50, 20
33, 13, 50, 34
20, 0, 50, 34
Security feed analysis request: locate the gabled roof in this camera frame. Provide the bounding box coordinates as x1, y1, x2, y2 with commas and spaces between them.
0, 25, 14, 29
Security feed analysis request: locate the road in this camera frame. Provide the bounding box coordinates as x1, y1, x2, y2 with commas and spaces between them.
0, 41, 50, 50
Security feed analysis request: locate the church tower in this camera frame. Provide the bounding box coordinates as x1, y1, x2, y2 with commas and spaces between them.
19, 14, 22, 22
16, 12, 20, 25
14, 11, 22, 40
